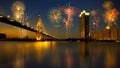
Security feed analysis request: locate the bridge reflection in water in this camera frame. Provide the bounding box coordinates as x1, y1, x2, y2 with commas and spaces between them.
0, 41, 120, 68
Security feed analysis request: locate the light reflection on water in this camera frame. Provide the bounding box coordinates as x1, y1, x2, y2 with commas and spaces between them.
0, 41, 120, 68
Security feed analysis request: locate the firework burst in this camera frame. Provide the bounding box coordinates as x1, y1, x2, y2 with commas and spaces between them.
90, 10, 100, 29
60, 5, 77, 19
90, 10, 97, 17
60, 4, 78, 38
12, 1, 26, 38
12, 1, 25, 23
49, 8, 62, 23
92, 17, 100, 27
103, 1, 119, 29
104, 9, 119, 25
103, 1, 113, 10
64, 6, 76, 17
48, 8, 62, 37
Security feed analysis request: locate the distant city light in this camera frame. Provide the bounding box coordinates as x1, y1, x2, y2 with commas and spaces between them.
106, 26, 110, 29
0, 15, 3, 18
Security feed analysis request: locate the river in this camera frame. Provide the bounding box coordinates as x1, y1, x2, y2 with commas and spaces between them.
0, 41, 120, 68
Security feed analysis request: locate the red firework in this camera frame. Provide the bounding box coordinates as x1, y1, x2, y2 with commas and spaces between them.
64, 6, 76, 17
60, 6, 77, 17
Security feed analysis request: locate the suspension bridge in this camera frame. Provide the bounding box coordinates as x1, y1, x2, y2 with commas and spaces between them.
0, 14, 57, 40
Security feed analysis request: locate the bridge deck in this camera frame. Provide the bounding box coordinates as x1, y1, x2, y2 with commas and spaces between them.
0, 16, 56, 39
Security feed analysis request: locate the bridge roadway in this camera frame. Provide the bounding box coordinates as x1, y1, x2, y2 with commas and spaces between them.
0, 15, 56, 39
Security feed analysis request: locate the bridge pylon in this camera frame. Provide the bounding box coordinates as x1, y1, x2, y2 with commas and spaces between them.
35, 15, 45, 40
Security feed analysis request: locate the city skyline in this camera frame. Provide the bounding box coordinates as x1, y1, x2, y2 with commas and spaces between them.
0, 0, 120, 38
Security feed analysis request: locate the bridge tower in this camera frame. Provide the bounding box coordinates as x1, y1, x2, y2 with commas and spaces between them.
36, 15, 46, 40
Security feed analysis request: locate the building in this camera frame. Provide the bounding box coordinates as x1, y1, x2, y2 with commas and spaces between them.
111, 27, 119, 40
79, 10, 89, 39
93, 27, 119, 40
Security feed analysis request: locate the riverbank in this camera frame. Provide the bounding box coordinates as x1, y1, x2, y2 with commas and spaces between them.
0, 38, 120, 43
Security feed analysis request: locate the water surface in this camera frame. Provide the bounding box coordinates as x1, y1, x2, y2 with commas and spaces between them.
0, 41, 120, 68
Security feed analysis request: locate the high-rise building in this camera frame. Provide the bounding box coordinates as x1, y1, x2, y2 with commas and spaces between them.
79, 10, 89, 39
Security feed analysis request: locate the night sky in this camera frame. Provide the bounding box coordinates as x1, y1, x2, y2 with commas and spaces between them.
0, 0, 120, 38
